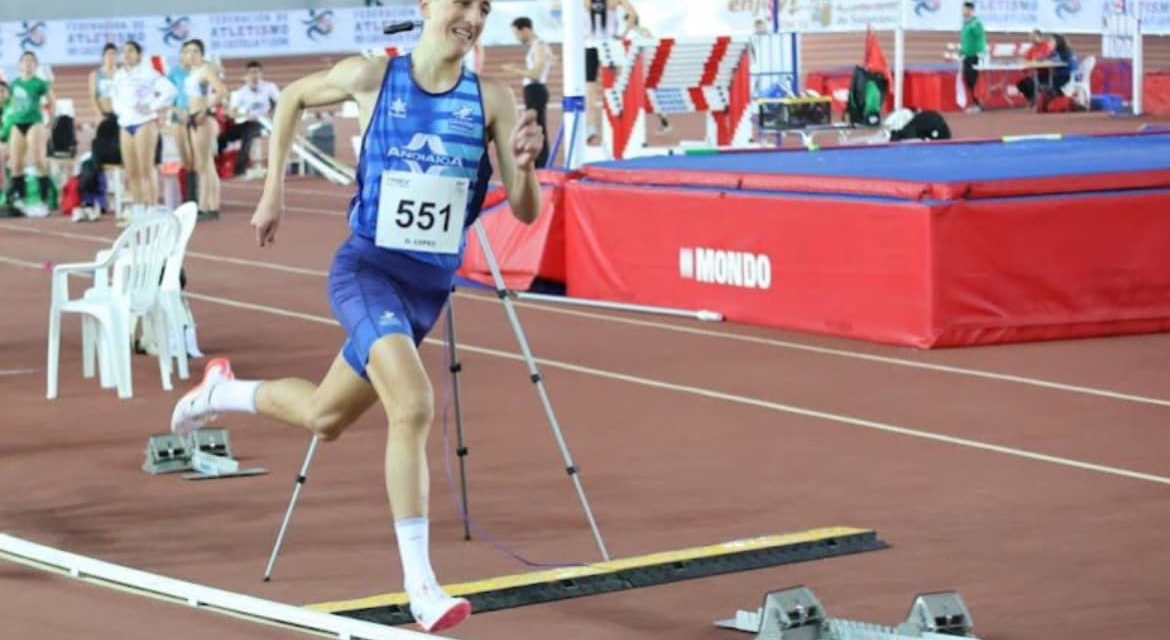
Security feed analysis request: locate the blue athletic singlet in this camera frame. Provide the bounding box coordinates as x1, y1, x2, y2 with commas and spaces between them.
346, 54, 492, 271
168, 67, 190, 110
329, 54, 493, 378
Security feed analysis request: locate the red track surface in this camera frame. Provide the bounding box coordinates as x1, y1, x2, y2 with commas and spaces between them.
2, 113, 1170, 640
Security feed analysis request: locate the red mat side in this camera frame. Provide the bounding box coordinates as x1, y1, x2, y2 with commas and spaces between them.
564, 181, 937, 346
929, 189, 1170, 346
579, 152, 1170, 202
458, 182, 565, 290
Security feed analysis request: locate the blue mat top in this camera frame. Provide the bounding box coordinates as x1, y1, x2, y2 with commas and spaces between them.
590, 134, 1170, 183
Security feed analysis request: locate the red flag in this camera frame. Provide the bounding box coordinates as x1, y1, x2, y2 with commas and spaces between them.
863, 26, 891, 85
150, 54, 168, 75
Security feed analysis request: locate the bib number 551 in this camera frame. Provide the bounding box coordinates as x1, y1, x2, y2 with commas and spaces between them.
396, 199, 453, 232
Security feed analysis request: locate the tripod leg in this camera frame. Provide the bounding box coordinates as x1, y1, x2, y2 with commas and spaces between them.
263, 435, 320, 581
472, 221, 610, 561
444, 295, 472, 541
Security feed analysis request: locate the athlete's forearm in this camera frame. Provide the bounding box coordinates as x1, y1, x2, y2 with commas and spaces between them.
260, 78, 309, 201
508, 166, 541, 223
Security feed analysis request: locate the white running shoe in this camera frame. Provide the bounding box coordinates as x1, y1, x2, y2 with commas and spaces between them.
170, 358, 235, 435
408, 582, 471, 633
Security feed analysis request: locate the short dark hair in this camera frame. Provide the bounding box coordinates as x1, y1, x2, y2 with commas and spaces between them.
0, 80, 8, 91
962, 1, 975, 8
511, 16, 533, 30
246, 60, 262, 70
183, 38, 205, 55
123, 40, 142, 54
102, 42, 118, 54
20, 50, 37, 62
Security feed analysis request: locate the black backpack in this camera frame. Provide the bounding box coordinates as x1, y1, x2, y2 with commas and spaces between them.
845, 66, 889, 127
91, 114, 122, 166
889, 110, 952, 142
48, 115, 77, 158
77, 156, 106, 207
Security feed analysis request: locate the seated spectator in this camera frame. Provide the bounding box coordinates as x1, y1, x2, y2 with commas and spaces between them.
222, 60, 279, 178
1016, 30, 1076, 105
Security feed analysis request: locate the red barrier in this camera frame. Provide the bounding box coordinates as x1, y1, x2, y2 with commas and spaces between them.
932, 190, 1170, 346
565, 182, 937, 346
806, 67, 1022, 113
579, 161, 1170, 202
1145, 70, 1170, 116
563, 180, 1170, 347
457, 171, 571, 290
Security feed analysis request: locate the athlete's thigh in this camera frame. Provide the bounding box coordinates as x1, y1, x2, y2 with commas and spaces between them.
118, 129, 138, 175
365, 334, 433, 421
9, 127, 27, 163
173, 122, 193, 167
313, 350, 380, 431
192, 120, 218, 165
28, 124, 47, 162
136, 123, 159, 170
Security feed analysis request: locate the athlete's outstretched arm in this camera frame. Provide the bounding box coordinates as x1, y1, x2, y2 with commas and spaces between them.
252, 56, 383, 246
483, 78, 542, 223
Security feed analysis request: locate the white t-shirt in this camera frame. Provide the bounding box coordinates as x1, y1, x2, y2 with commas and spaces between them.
112, 63, 177, 128
229, 80, 280, 121
524, 38, 552, 86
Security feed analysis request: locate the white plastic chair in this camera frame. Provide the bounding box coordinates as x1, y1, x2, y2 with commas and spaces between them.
46, 213, 180, 400
154, 202, 199, 380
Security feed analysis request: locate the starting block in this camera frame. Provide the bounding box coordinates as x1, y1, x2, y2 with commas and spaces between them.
716, 586, 977, 640
143, 428, 267, 480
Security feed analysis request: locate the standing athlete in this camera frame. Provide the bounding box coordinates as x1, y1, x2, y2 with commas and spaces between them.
169, 0, 543, 633
4, 51, 55, 216
111, 41, 176, 220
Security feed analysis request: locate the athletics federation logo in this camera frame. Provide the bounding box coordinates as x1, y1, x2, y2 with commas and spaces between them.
303, 9, 335, 41
388, 133, 464, 175
18, 21, 47, 49
159, 16, 191, 47
1055, 0, 1081, 19
914, 0, 941, 16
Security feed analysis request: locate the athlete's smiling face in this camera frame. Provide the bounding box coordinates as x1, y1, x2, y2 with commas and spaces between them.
421, 0, 490, 57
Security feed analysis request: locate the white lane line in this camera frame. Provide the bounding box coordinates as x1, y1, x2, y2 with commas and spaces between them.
181, 289, 1170, 487
4, 225, 1168, 408
220, 199, 345, 217
5, 247, 1167, 486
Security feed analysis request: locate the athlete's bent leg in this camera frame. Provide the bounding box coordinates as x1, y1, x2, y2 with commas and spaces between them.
172, 352, 378, 441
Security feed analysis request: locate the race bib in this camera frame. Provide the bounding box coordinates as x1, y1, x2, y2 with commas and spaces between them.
375, 170, 469, 254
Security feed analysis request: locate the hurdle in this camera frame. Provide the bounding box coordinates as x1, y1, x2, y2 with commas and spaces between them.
597, 36, 755, 159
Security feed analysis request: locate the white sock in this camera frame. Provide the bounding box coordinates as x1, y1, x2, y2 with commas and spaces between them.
395, 517, 437, 590
207, 379, 261, 414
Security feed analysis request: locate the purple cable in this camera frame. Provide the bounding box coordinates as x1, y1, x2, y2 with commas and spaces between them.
437, 357, 587, 570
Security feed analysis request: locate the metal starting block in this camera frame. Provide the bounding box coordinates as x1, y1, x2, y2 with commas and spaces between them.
143, 428, 267, 480
716, 586, 978, 640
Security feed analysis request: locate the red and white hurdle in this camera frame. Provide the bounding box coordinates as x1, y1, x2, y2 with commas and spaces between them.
597, 36, 754, 159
